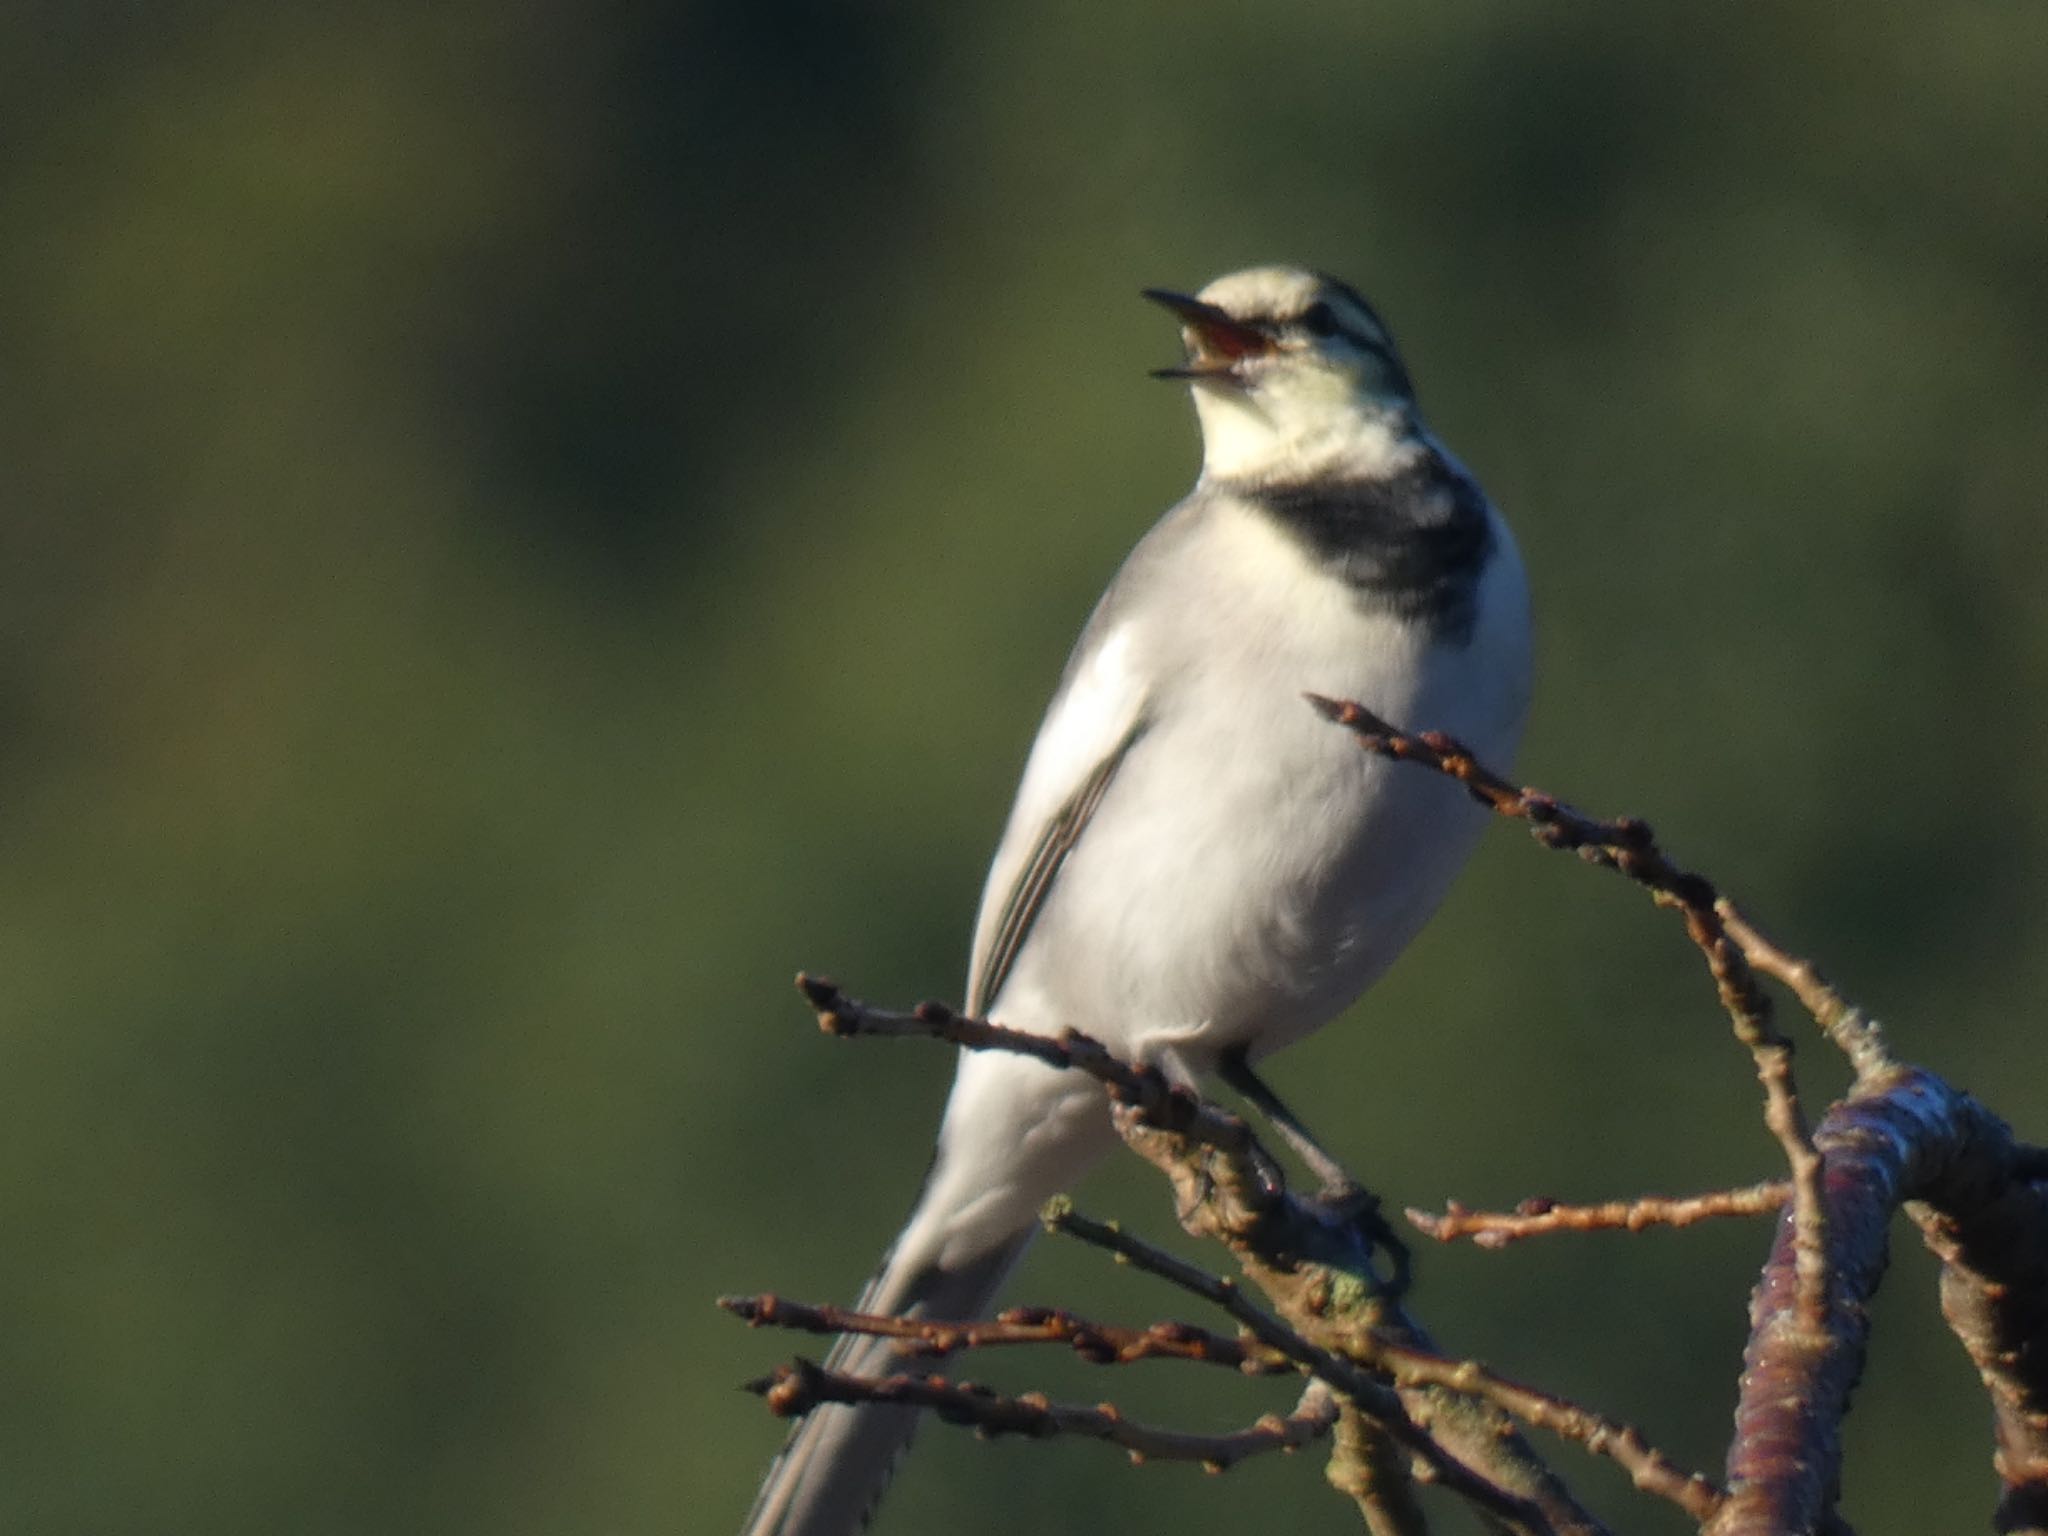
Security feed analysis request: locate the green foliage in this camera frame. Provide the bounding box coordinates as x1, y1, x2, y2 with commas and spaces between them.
3, 4, 2045, 1532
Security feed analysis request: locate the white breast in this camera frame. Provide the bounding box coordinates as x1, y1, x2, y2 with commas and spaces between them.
980, 493, 1532, 1070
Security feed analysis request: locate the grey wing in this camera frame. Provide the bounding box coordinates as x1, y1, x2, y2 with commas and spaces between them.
967, 719, 1145, 1018
963, 493, 1209, 1018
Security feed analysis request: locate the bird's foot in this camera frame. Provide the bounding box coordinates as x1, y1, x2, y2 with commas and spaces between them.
1174, 1140, 1289, 1225
1246, 1140, 1290, 1202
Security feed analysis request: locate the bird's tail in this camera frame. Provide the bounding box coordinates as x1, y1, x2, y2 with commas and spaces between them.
740, 1048, 1116, 1534
736, 1219, 1033, 1536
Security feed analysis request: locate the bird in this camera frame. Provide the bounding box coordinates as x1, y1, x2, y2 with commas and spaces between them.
740, 264, 1534, 1536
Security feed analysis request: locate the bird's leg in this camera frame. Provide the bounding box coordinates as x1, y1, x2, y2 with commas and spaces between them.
1217, 1046, 1411, 1294
1151, 1045, 1289, 1203
1216, 1046, 1356, 1196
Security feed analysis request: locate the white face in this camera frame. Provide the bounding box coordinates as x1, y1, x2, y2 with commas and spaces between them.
1164, 266, 1419, 483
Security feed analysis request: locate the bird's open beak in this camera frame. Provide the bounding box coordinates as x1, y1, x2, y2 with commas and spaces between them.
1143, 289, 1271, 381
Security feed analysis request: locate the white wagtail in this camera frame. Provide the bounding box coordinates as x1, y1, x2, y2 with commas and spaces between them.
741, 265, 1534, 1536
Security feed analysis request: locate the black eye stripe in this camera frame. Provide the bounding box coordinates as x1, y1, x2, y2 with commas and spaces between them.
1301, 301, 1340, 338
1223, 296, 1395, 357
1281, 301, 1383, 351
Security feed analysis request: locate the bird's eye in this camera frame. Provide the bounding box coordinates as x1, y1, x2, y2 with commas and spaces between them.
1300, 302, 1340, 338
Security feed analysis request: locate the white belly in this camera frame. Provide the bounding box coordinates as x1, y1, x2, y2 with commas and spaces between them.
989, 498, 1531, 1069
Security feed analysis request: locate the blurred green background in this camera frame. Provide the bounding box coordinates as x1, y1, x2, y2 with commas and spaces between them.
5, 3, 2046, 1532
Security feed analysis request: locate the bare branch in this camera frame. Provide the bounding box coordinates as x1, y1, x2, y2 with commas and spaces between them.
1308, 693, 1833, 1333
1409, 1183, 1790, 1248
1044, 1198, 1571, 1535
1906, 1126, 2048, 1530
794, 973, 1261, 1161
1714, 902, 1893, 1079
1041, 1200, 1410, 1421
1039, 1188, 1718, 1523
1712, 1067, 2048, 1535
718, 1294, 1289, 1373
1327, 1402, 1432, 1536
1106, 1100, 1616, 1536
749, 1357, 1339, 1471
779, 975, 1605, 1531
1348, 1331, 1722, 1521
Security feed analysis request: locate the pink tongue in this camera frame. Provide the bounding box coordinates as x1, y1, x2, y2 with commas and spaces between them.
1195, 318, 1268, 359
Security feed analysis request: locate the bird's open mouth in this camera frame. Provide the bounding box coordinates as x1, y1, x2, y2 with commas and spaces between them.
1142, 288, 1271, 383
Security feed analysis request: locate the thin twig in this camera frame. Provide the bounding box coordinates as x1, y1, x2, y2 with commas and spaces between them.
1043, 1198, 1557, 1532
1714, 902, 1893, 1079
1098, 1139, 1726, 1525
718, 1294, 1290, 1372
749, 1358, 1339, 1470
1307, 694, 1833, 1333
1108, 1097, 1614, 1535
1341, 1329, 1723, 1521
1328, 1402, 1431, 1536
794, 974, 1259, 1160
1409, 1183, 1791, 1248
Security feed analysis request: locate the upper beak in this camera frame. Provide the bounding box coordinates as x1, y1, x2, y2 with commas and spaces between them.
1142, 288, 1272, 380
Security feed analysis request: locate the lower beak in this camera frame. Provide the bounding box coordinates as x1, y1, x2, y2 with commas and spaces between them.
1142, 288, 1271, 380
